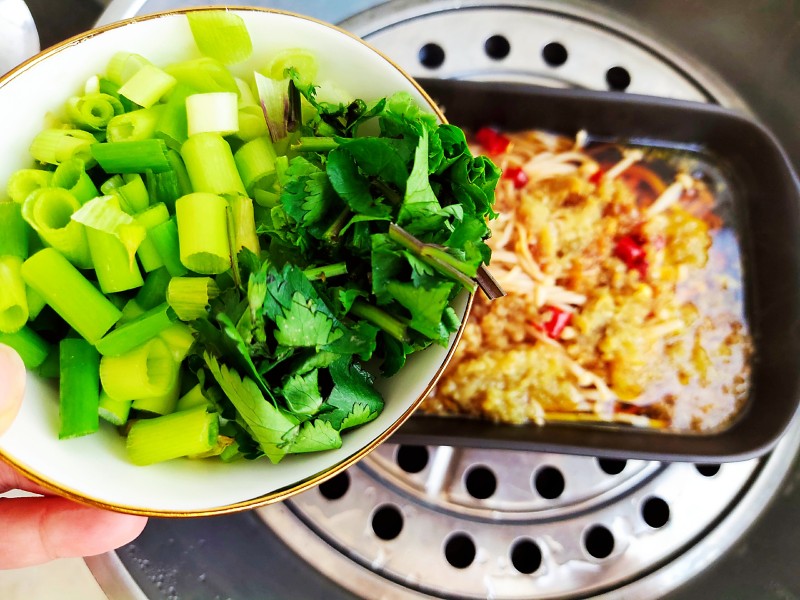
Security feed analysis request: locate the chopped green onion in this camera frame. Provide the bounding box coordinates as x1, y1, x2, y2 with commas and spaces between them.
65, 93, 124, 131
181, 132, 246, 196
166, 276, 219, 321
98, 390, 131, 426
234, 135, 277, 194
135, 267, 171, 311
6, 169, 52, 204
148, 217, 188, 277
117, 298, 144, 326
175, 383, 207, 411
235, 105, 269, 142
261, 48, 318, 85
0, 257, 28, 333
106, 106, 163, 143
0, 201, 29, 258
70, 195, 145, 267
86, 228, 144, 294
165, 57, 237, 94
167, 149, 193, 197
29, 129, 97, 167
132, 368, 181, 415
158, 321, 195, 362
25, 287, 46, 321
99, 337, 178, 401
118, 64, 177, 108
52, 158, 99, 204
253, 187, 280, 208
125, 405, 218, 466
21, 187, 92, 269
186, 92, 239, 137
154, 84, 194, 149
21, 248, 122, 344
92, 139, 171, 174
135, 202, 170, 272
58, 338, 100, 439
235, 77, 257, 106
100, 172, 150, 214
175, 192, 232, 274
0, 326, 50, 369
254, 72, 289, 143
106, 51, 151, 85
95, 302, 176, 357
228, 194, 260, 255
187, 10, 253, 65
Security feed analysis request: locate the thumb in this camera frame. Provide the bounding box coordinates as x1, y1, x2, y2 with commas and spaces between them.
0, 344, 25, 435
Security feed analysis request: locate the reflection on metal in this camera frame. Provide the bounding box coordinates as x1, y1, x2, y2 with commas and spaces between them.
0, 0, 39, 74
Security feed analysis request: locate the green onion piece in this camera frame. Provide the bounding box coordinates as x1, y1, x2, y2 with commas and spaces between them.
175, 192, 232, 274
92, 139, 171, 174
235, 105, 268, 142
0, 257, 28, 334
117, 298, 144, 326
234, 135, 277, 194
154, 84, 194, 149
58, 338, 100, 439
6, 169, 52, 204
145, 169, 180, 213
95, 302, 176, 357
65, 93, 124, 131
132, 368, 181, 415
187, 10, 253, 65
21, 248, 122, 344
158, 322, 195, 362
135, 267, 171, 311
86, 228, 144, 294
181, 132, 246, 196
106, 106, 163, 143
254, 72, 289, 143
21, 187, 92, 269
186, 92, 239, 137
0, 201, 29, 258
99, 337, 178, 401
100, 172, 150, 214
148, 218, 188, 277
261, 48, 319, 84
36, 346, 60, 379
29, 129, 97, 167
126, 405, 218, 466
166, 276, 219, 321
25, 287, 46, 321
164, 57, 238, 94
253, 187, 279, 208
235, 77, 257, 106
303, 262, 348, 282
98, 390, 131, 426
351, 300, 410, 343
167, 149, 193, 197
52, 158, 99, 204
106, 51, 152, 85
135, 202, 170, 272
0, 326, 50, 369
118, 64, 177, 108
175, 383, 207, 411
228, 195, 260, 256
70, 195, 146, 267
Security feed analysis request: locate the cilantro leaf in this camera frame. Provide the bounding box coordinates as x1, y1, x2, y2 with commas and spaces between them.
204, 354, 298, 464
284, 419, 342, 453
398, 128, 448, 236
274, 290, 343, 348
281, 368, 323, 417
318, 357, 384, 430
386, 280, 454, 341
280, 156, 342, 236
326, 147, 391, 218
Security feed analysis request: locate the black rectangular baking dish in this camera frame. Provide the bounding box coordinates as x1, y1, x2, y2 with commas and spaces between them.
393, 78, 800, 462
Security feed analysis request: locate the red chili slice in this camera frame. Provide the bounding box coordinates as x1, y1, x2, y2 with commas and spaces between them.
614, 235, 648, 278
475, 127, 511, 155
543, 307, 573, 339
503, 166, 529, 189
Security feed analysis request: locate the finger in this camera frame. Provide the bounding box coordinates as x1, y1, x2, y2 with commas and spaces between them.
0, 343, 25, 435
0, 496, 147, 569
0, 460, 52, 496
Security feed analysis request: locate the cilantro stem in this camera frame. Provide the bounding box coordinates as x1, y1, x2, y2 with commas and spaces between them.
303, 262, 347, 281
323, 207, 352, 241
291, 136, 339, 153
351, 300, 409, 343
387, 223, 478, 293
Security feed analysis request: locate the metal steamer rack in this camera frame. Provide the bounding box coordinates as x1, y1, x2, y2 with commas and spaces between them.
85, 1, 800, 599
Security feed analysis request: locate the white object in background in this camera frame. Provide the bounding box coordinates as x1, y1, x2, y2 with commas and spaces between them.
0, 0, 39, 74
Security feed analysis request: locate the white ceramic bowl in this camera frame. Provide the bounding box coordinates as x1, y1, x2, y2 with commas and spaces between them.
0, 7, 469, 516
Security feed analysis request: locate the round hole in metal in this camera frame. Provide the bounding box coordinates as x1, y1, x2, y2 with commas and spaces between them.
484, 34, 511, 60
464, 465, 497, 499
597, 458, 628, 475
542, 41, 568, 66
584, 525, 615, 560
419, 42, 445, 69
533, 466, 565, 499
318, 471, 350, 500
606, 66, 632, 90
371, 504, 404, 541
642, 496, 670, 529
396, 445, 429, 474
510, 538, 542, 574
696, 463, 721, 477
444, 532, 476, 569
